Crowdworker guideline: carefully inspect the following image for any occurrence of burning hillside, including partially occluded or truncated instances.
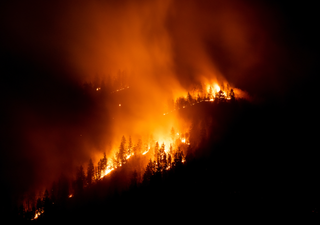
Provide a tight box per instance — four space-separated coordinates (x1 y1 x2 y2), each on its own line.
1 0 318 221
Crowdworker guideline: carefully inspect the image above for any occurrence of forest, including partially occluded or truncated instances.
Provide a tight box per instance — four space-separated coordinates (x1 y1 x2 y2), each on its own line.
1 0 319 222
10 89 319 222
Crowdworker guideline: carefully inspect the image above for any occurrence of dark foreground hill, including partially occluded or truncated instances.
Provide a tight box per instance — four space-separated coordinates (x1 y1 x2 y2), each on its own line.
21 98 319 223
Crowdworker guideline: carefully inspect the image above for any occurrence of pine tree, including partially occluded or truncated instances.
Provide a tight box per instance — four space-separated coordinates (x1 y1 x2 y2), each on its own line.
87 158 94 185
118 135 127 166
97 161 102 179
197 93 201 103
113 153 120 168
143 159 154 185
169 144 173 155
154 142 159 162
128 136 132 156
101 152 107 172
43 189 50 210
159 143 166 171
168 153 172 168
230 88 235 101
75 165 86 195
187 91 193 105
57 174 69 204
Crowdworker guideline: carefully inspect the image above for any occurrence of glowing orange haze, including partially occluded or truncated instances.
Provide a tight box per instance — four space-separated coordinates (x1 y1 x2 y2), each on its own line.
1 0 277 197
71 0 258 164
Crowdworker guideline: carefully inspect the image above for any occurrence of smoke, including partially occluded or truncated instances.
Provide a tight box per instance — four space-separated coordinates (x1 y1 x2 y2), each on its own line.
1 0 315 206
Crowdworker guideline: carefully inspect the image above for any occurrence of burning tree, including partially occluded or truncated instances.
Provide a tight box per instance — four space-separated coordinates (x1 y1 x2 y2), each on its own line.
154 142 160 162
128 136 132 156
118 136 127 166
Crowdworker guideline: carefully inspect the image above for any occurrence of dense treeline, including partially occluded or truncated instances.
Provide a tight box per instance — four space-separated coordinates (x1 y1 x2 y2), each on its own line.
14 125 188 221
11 97 319 222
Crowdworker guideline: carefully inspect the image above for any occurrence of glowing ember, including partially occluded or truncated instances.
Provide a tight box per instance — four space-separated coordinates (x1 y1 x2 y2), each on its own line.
119 104 121 106
69 194 73 198
181 138 186 143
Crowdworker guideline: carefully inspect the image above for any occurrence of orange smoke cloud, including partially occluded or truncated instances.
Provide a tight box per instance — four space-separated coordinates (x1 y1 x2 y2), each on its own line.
1 0 298 203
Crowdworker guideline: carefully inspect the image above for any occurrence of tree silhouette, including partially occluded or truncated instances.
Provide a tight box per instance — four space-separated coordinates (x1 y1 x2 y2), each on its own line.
154 142 159 162
159 143 167 171
36 197 42 211
42 189 50 212
143 159 154 185
187 92 193 105
74 165 85 195
87 158 94 185
168 153 172 168
118 135 127 166
57 174 69 205
230 89 235 101
176 97 187 109
197 93 201 103
101 152 107 172
97 161 102 179
128 136 132 156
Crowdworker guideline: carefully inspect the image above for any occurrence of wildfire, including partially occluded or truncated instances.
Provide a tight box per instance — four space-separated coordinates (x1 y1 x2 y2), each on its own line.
31 208 44 220
100 167 114 179
33 212 40 220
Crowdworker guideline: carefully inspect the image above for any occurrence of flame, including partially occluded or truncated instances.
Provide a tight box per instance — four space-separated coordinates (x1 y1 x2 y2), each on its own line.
214 84 220 93
101 167 114 179
69 194 73 198
142 150 149 155
32 209 43 220
126 152 134 160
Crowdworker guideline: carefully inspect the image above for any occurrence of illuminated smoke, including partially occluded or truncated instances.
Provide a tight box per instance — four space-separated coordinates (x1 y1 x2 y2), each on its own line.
0 0 293 203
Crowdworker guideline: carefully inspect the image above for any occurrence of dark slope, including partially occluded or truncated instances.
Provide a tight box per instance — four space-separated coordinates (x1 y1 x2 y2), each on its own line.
32 98 319 223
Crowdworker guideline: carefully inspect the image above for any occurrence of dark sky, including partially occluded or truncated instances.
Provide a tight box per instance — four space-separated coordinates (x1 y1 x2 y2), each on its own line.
0 0 318 209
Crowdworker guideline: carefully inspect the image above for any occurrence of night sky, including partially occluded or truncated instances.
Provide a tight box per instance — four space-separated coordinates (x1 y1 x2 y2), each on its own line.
0 0 318 212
